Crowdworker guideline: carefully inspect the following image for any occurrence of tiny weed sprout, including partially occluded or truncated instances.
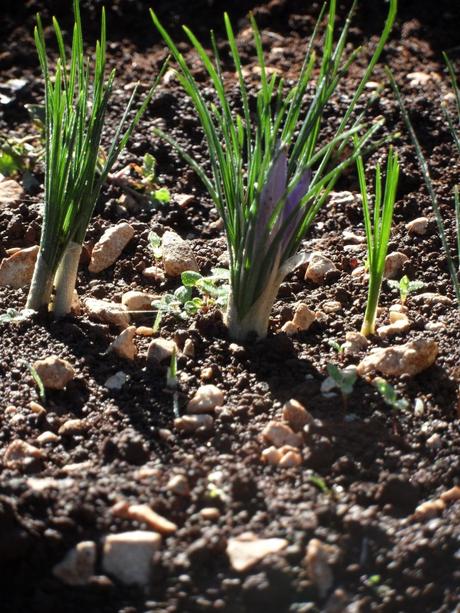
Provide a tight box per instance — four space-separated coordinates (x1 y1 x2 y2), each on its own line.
328 339 345 355
28 364 46 403
26 0 163 316
326 363 357 409
151 267 229 331
151 0 397 340
387 275 425 305
391 69 460 305
373 377 408 412
357 147 400 336
166 348 178 390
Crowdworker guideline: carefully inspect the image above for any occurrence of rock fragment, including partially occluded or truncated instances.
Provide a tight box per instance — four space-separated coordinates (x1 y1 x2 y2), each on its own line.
121 290 156 311
104 371 128 390
167 474 190 497
4 439 43 468
110 326 137 360
147 338 177 363
183 338 195 357
305 253 337 285
0 245 39 288
411 292 452 306
357 339 438 377
53 541 96 586
142 265 165 282
305 538 334 598
406 217 429 236
102 531 161 586
282 303 316 335
377 316 411 338
226 532 288 572
58 419 87 436
0 178 24 208
174 414 214 433
187 384 224 414
111 501 177 534
262 421 302 448
88 223 134 273
343 332 369 355
32 355 75 389
85 298 130 328
440 486 460 503
413 499 446 521
384 252 409 279
282 399 313 431
161 230 199 277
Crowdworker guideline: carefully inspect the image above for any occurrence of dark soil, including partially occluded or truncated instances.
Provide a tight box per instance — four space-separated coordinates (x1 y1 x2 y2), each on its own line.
1 1 460 612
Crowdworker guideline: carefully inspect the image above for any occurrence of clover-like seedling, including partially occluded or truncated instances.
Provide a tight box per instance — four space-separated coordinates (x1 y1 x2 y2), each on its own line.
387 275 424 305
148 231 162 260
374 377 408 411
140 154 170 204
326 363 357 409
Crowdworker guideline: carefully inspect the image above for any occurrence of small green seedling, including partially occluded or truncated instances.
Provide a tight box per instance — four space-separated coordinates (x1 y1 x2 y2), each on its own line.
166 347 178 390
28 363 46 403
374 377 408 411
148 230 162 259
326 363 357 409
387 275 424 305
308 474 331 494
0 308 35 324
328 339 345 355
139 153 171 204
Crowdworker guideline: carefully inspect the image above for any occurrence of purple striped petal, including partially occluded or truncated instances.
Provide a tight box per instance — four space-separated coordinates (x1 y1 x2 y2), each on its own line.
257 147 288 238
281 168 312 248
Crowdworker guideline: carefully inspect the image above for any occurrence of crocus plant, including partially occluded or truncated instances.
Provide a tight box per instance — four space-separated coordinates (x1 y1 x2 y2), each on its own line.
151 0 397 340
26 0 162 316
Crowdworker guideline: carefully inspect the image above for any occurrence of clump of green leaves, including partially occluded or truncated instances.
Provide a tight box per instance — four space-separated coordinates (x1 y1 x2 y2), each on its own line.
374 377 408 411
151 268 229 332
387 274 425 304
357 147 400 336
26 0 162 317
151 0 397 340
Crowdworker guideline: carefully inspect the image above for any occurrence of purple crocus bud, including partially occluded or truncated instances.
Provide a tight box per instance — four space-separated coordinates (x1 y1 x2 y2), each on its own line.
257 147 288 239
280 167 312 249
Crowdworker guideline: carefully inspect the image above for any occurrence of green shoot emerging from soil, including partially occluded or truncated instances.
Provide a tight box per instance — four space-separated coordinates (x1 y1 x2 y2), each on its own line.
26 0 161 316
150 0 397 340
326 363 357 409
391 68 460 305
357 147 400 336
374 377 408 412
387 275 424 305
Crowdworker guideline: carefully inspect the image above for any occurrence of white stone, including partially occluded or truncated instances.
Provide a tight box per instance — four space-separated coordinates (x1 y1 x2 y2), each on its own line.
33 355 75 390
110 326 137 360
384 252 409 280
343 332 369 355
0 178 24 208
305 253 337 285
102 531 161 586
167 474 190 496
377 316 411 338
411 293 452 306
291 303 316 331
305 539 334 598
227 532 288 572
88 223 134 273
104 371 128 390
53 541 96 586
174 414 213 432
4 439 43 468
121 290 156 311
182 339 195 358
85 298 130 328
161 230 199 277
406 217 429 236
187 385 224 414
147 338 177 363
357 339 438 377
0 245 39 288
262 421 302 448
282 399 313 431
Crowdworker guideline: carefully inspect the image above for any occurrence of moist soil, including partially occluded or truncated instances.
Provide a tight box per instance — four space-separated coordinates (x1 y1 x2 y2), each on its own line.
1 1 460 612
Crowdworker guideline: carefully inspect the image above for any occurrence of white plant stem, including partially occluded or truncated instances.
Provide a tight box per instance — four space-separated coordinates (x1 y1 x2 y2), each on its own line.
52 241 82 318
225 251 310 341
26 252 54 311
